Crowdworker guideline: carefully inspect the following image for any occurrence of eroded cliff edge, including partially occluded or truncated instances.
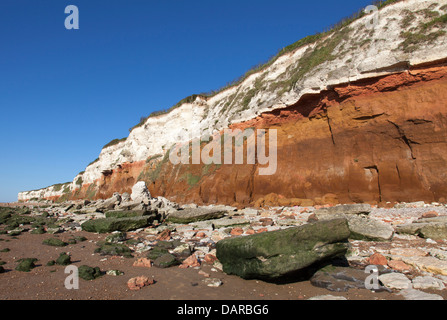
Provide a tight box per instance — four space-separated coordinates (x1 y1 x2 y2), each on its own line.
19 0 447 206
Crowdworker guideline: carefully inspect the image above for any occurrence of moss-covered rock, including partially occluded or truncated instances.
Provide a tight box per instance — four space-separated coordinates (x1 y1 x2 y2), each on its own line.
147 247 170 260
78 265 102 281
56 252 72 266
31 226 46 234
81 216 154 233
47 260 56 266
153 253 180 268
42 238 67 247
105 232 127 244
105 210 153 219
216 218 350 280
166 208 227 224
15 258 38 272
95 242 133 258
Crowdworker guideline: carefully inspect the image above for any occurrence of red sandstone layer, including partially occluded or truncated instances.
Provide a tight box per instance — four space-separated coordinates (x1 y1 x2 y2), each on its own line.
56 60 447 207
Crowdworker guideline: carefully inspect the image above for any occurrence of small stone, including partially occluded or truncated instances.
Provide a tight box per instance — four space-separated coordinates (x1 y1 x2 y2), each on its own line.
156 229 171 241
379 272 412 290
368 253 388 266
388 260 412 272
181 254 200 268
15 258 38 272
198 270 210 278
204 254 218 264
203 278 222 287
107 270 124 276
133 258 152 268
230 228 244 236
127 276 154 291
421 211 439 219
55 252 72 266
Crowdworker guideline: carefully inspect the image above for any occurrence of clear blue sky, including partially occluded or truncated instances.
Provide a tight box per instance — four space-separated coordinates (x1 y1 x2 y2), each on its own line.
0 0 373 202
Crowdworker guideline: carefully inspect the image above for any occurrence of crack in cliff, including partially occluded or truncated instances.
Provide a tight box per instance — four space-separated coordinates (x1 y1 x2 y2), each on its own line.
387 120 419 160
364 165 382 203
325 112 336 146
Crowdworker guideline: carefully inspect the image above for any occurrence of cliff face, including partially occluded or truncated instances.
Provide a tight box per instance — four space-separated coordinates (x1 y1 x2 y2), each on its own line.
18 0 447 206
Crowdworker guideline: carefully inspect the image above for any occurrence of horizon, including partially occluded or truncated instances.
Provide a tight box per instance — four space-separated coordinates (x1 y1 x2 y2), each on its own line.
0 0 374 202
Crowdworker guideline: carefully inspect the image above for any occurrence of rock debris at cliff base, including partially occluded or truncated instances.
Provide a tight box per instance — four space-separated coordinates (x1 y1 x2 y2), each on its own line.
3 193 447 300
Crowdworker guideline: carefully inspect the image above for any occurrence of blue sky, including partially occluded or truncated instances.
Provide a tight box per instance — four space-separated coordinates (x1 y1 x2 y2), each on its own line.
0 0 373 202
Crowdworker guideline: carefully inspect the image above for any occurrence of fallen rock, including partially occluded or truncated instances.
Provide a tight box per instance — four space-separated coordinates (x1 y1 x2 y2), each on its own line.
180 254 200 268
133 258 152 268
368 253 388 266
153 253 179 268
347 215 394 241
388 260 412 272
412 276 446 290
78 265 102 281
15 258 38 272
310 266 389 292
127 276 155 291
81 216 155 233
315 204 371 220
216 219 350 280
167 207 227 224
203 278 222 287
399 289 444 300
379 272 412 290
131 181 151 203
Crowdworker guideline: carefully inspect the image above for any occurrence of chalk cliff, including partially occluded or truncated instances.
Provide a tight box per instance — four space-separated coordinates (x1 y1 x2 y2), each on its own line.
19 0 447 206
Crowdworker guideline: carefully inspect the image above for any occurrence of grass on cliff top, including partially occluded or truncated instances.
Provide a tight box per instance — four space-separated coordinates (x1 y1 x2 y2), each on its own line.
399 11 447 53
128 0 403 132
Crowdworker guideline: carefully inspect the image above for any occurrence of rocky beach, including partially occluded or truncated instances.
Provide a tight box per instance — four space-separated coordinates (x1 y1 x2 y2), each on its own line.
3 182 447 301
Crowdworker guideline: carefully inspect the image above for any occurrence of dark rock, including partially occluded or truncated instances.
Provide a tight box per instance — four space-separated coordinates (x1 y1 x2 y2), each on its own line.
81 216 155 233
216 219 350 280
15 258 38 272
310 266 391 292
78 265 102 281
95 242 133 258
42 238 67 247
55 252 72 266
153 253 180 268
167 208 227 224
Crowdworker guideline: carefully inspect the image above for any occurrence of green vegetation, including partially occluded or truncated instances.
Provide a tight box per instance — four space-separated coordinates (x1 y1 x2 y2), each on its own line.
399 13 447 53
78 265 102 281
75 176 83 186
128 0 403 132
15 258 38 272
102 137 127 150
42 238 67 247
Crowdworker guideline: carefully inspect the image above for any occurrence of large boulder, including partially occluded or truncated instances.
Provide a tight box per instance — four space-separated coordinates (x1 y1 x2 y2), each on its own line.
396 216 447 240
131 181 151 203
347 215 394 241
216 219 350 280
315 204 371 220
94 193 122 212
167 207 227 224
81 216 155 233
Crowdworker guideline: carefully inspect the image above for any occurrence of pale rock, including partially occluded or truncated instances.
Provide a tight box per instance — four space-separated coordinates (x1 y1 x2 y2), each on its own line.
379 272 412 290
412 276 446 290
399 289 444 300
131 181 151 203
